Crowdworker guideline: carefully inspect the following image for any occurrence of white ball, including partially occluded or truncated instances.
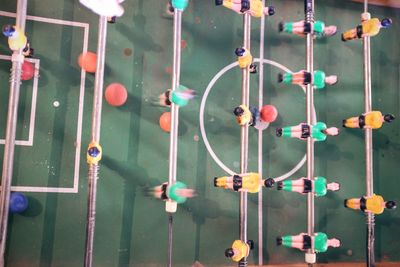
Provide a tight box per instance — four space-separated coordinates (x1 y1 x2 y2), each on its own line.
53 101 60 107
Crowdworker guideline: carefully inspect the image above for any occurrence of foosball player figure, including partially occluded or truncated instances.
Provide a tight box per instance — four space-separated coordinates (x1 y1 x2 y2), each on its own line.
342 17 392 41
159 86 196 107
225 239 254 262
345 194 396 215
277 177 340 197
279 20 337 37
214 172 262 193
277 232 341 253
343 111 395 129
152 181 196 204
276 122 340 142
235 47 257 73
2 25 34 57
278 70 337 89
216 0 275 17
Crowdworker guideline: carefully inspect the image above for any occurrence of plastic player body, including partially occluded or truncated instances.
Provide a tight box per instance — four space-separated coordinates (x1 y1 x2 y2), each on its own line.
225 239 253 262
345 194 396 215
87 141 102 164
159 85 196 107
152 181 196 204
277 177 340 197
342 17 392 41
278 70 337 89
214 172 261 193
277 232 341 253
216 0 275 17
171 0 189 11
276 122 339 142
343 111 395 129
279 20 337 37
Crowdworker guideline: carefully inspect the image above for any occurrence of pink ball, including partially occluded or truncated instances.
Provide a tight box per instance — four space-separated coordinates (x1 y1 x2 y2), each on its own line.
260 105 278 123
21 61 34 81
105 83 128 107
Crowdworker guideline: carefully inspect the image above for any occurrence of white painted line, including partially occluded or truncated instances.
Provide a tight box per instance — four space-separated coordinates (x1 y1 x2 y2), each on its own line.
0 11 89 193
0 55 39 147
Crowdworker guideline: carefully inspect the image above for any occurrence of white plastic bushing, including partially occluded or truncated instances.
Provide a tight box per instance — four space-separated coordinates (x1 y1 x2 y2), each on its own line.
165 200 177 213
305 253 316 264
361 12 371 22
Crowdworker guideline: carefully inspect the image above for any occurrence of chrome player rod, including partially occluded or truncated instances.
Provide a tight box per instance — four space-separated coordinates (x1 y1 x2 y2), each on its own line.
305 0 315 264
0 0 27 266
362 1 375 266
84 16 108 267
239 12 251 267
167 8 183 267
257 0 266 265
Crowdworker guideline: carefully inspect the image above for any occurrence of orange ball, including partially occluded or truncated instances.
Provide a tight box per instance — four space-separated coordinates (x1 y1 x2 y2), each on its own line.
159 112 171 132
105 83 128 107
78 52 97 73
260 105 278 123
21 61 34 81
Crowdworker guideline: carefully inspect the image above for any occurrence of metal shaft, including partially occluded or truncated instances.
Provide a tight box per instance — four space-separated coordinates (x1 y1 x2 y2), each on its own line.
0 1 27 266
167 8 183 267
239 12 251 267
258 1 266 265
362 1 375 265
305 0 315 258
84 16 108 267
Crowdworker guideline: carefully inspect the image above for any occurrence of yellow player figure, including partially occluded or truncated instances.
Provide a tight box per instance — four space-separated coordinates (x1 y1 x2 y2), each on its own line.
214 172 262 193
235 47 257 73
345 194 396 215
233 105 252 126
87 141 102 164
343 111 395 129
216 0 275 17
2 25 29 52
342 17 392 41
225 239 253 262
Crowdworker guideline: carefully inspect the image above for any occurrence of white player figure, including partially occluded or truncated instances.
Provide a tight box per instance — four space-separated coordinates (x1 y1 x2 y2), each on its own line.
79 0 125 17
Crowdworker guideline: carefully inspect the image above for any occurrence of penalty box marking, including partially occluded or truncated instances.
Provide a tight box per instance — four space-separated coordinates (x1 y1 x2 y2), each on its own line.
0 11 89 193
0 55 39 147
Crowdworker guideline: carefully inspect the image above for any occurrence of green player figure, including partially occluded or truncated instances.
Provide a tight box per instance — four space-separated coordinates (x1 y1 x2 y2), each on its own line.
279 20 337 37
277 232 341 253
151 181 196 204
277 177 340 197
158 85 196 107
278 70 337 90
276 122 339 142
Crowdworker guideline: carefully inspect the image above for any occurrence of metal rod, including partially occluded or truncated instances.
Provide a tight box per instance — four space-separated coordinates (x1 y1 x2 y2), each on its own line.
362 3 375 265
168 214 173 267
168 9 182 188
239 12 251 267
166 8 183 267
0 1 27 266
84 16 108 267
258 1 266 265
305 0 315 260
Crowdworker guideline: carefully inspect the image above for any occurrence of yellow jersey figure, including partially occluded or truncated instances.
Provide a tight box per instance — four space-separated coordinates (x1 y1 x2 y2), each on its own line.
342 17 392 41
345 194 396 215
87 141 102 164
214 172 261 193
217 0 275 18
233 105 252 126
225 239 253 262
343 111 395 129
2 25 28 51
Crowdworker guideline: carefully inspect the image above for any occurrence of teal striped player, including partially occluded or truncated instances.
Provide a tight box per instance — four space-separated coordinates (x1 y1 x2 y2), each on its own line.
277 232 341 253
277 177 340 197
276 122 339 142
279 20 337 38
278 70 337 90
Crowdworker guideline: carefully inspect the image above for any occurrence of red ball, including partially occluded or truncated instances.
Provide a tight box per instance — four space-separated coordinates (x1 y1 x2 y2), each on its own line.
105 83 128 107
78 52 97 73
21 61 34 81
260 105 278 123
159 112 171 132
